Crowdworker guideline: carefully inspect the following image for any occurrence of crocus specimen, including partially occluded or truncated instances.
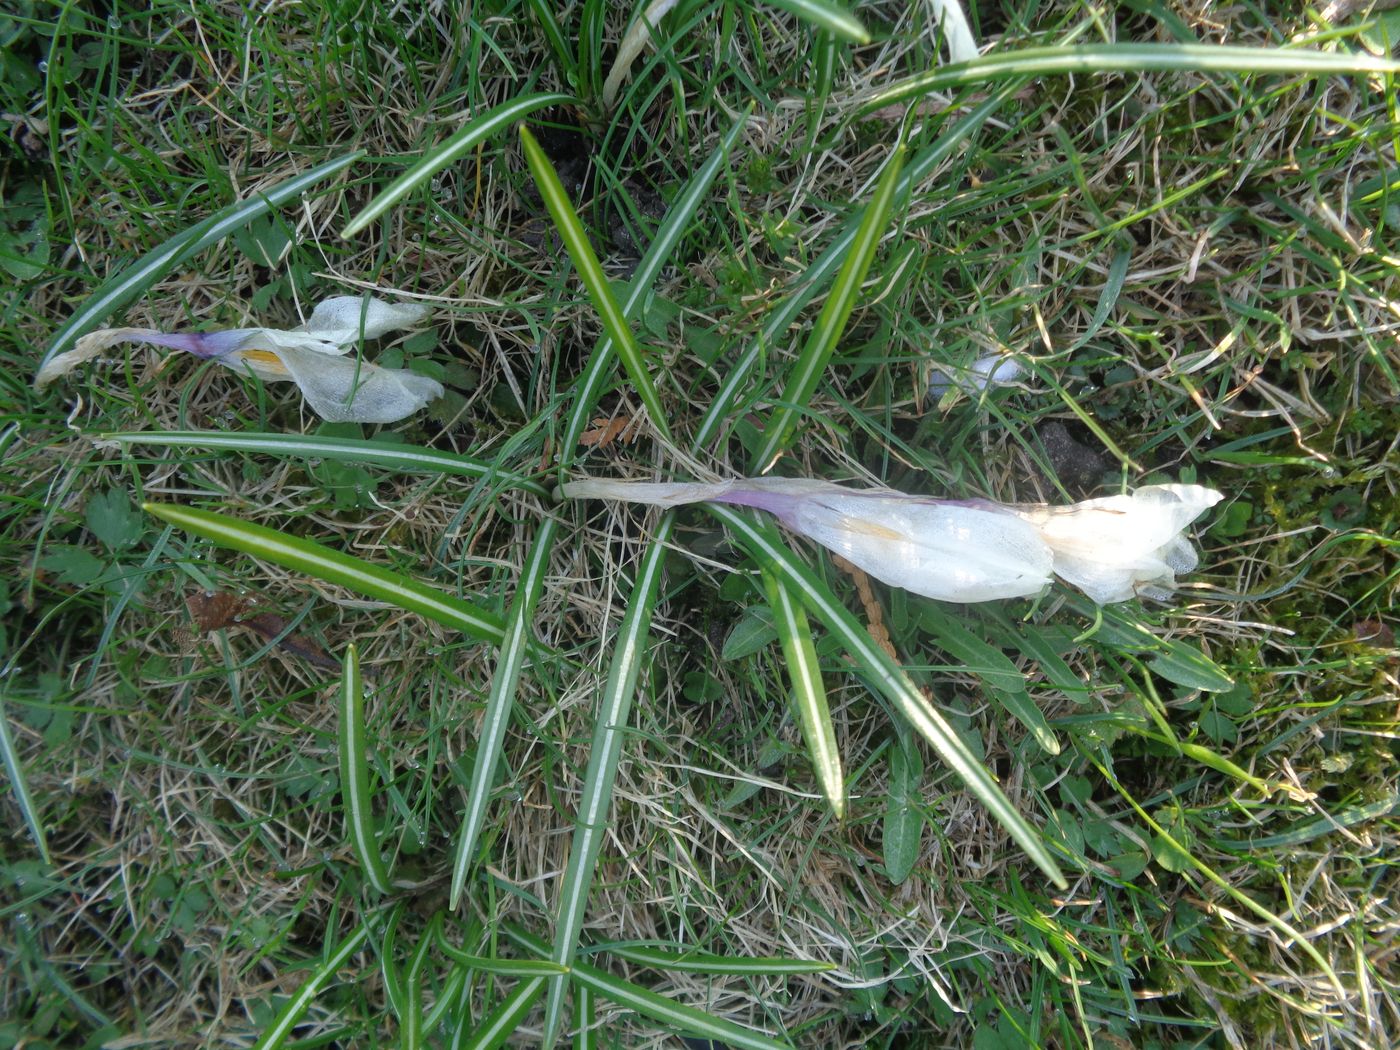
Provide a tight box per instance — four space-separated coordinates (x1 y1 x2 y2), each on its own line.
561 476 1222 605
36 295 443 424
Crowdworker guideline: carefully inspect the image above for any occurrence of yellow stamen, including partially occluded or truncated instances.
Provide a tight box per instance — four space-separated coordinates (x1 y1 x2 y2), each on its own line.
235 349 290 375
838 515 904 542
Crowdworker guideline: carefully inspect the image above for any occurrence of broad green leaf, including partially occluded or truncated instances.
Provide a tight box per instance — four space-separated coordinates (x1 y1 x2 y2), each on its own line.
721 605 777 661
921 611 1059 756
342 94 573 238
519 125 671 444
338 645 393 894
84 489 144 551
883 739 923 885
143 503 506 645
1149 638 1235 693
41 152 361 377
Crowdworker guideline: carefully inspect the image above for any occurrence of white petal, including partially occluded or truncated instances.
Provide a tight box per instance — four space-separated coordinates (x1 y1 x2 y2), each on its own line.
790 494 1053 602
1016 484 1221 603
301 296 432 346
929 0 979 63
253 345 444 422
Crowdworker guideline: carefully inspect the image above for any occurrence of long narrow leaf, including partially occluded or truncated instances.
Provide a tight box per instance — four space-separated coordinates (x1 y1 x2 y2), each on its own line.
339 645 393 894
604 944 834 975
251 924 369 1050
525 0 576 87
0 689 49 866
506 925 794 1050
750 146 904 470
518 125 672 444
693 86 1019 448
456 975 549 1050
143 503 507 645
450 517 560 910
342 94 573 238
706 506 1068 889
765 0 868 43
104 431 550 498
573 982 596 1050
560 107 750 462
40 152 362 376
542 516 675 1045
760 569 844 818
863 43 1400 113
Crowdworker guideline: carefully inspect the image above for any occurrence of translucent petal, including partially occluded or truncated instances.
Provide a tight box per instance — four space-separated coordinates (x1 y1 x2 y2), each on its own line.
301 296 432 345
788 494 1053 602
259 344 444 423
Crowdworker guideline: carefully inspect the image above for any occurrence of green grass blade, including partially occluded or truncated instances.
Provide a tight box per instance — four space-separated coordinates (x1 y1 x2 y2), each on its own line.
518 124 672 444
380 904 407 1017
765 0 868 43
0 687 50 866
40 151 362 377
1095 757 1345 996
921 610 1060 756
438 943 570 977
560 107 750 462
339 645 393 895
402 921 435 1050
506 929 795 1050
566 958 794 1050
103 431 550 498
693 87 1017 448
505 924 793 1050
573 983 596 1050
456 975 548 1050
251 923 369 1050
524 0 576 87
450 517 560 910
863 43 1400 113
142 503 506 645
749 145 904 471
341 94 573 238
706 506 1068 890
760 568 844 819
604 944 834 975
424 966 468 1032
542 515 675 1046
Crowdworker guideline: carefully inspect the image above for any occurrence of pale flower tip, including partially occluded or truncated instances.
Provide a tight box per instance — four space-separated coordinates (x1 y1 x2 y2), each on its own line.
1025 483 1224 605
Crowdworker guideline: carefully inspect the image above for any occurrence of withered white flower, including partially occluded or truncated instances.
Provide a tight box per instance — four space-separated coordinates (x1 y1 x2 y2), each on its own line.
1008 484 1223 604
36 296 444 424
561 476 1221 606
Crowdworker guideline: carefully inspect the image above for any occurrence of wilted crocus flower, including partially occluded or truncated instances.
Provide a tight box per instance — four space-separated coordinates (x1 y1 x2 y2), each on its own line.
561 476 1221 605
36 296 444 424
928 353 1023 397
